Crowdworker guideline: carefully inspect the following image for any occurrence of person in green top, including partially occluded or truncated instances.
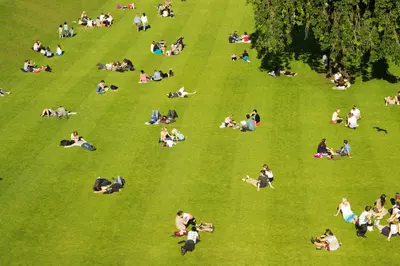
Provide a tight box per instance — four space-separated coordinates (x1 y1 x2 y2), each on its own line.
241 114 256 132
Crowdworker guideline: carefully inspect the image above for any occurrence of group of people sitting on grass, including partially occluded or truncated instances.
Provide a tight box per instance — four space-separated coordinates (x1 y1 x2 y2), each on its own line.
145 110 178 125
21 60 52 73
78 11 114 27
330 105 361 129
0 88 11 97
219 109 260 130
231 50 250 63
59 131 96 151
159 127 186 147
58 22 74 38
242 164 275 191
315 138 352 159
96 80 118 94
331 71 351 90
268 68 297 77
156 1 175 18
228 31 251 43
97 58 134 72
333 195 400 241
32 41 64 58
93 176 126 194
138 69 174 83
384 90 400 106
40 106 76 119
151 37 184 56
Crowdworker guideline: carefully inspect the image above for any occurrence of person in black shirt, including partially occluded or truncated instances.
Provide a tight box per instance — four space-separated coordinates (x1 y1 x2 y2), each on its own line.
317 138 332 157
250 109 261 126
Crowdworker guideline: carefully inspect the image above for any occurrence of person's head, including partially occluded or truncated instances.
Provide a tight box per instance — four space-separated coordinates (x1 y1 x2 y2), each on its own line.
263 164 270 171
342 198 348 203
59 24 62 27
97 17 99 19
100 80 105 84
365 206 372 211
343 140 348 145
253 109 257 113
73 131 78 136
336 108 340 113
244 31 247 35
64 22 67 24
191 227 197 232
177 210 183 217
246 114 250 119
337 71 340 75
352 105 357 110
320 138 326 145
325 229 333 236
58 44 61 48
380 194 386 202
71 27 74 30
140 70 144 74
143 13 146 16
244 49 247 53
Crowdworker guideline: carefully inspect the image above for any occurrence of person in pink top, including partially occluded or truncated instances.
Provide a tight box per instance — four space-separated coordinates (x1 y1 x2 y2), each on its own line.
139 70 149 83
242 32 250 43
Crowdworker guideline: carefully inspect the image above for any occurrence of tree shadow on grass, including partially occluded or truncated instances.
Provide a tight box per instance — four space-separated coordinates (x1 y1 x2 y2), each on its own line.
362 58 400 84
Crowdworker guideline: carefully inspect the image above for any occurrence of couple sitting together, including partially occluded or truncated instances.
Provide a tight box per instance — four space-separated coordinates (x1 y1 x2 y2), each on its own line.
331 72 351 90
159 127 186 147
151 37 184 56
384 91 400 106
21 60 52 73
228 31 251 43
331 106 360 129
96 80 118 94
97 58 134 72
156 3 175 18
145 110 178 125
238 110 260 132
93 176 125 194
167 87 196 98
231 50 250 63
268 68 297 77
60 131 96 151
40 106 76 119
315 138 352 159
139 69 174 83
242 164 275 191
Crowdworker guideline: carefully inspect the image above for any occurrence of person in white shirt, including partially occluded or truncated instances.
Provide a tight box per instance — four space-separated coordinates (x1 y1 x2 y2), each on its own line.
181 227 200 256
346 113 358 129
350 105 361 120
87 18 93 27
141 13 148 31
56 45 63 56
107 14 113 24
334 198 358 224
99 13 105 22
311 229 340 251
332 72 342 83
331 109 342 124
357 206 372 238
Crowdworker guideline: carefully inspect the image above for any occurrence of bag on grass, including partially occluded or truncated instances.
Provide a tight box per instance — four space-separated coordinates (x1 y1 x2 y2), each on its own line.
60 139 74 146
197 223 214 233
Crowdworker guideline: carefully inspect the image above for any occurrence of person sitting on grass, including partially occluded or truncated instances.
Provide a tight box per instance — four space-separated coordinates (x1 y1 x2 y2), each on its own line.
240 114 256 132
219 114 238 128
123 58 135 71
160 127 176 147
240 50 250 62
332 71 342 84
22 60 33 72
153 70 163 81
376 221 399 241
171 128 185 141
335 140 352 158
174 211 188 237
242 32 251 43
233 31 242 42
44 47 53 58
345 113 358 129
310 229 341 251
330 108 342 124
384 91 400 106
151 41 163 54
374 194 388 219
0 88 11 97
250 109 260 126
315 138 333 158
350 105 361 120
167 87 196 98
231 53 238 61
96 80 108 94
334 198 358 224
32 40 44 52
56 45 64 56
333 77 351 90
139 70 151 83
242 168 273 191
180 227 200 256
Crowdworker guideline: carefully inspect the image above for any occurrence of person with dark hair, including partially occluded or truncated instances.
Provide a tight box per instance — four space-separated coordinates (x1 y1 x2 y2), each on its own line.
250 109 261 126
240 50 250 62
141 13 148 31
96 80 108 94
174 211 188 236
310 229 340 251
123 58 134 71
180 227 200 256
240 114 256 132
331 108 343 124
153 70 162 81
316 138 332 157
242 164 274 191
336 140 352 158
93 176 125 194
357 206 372 238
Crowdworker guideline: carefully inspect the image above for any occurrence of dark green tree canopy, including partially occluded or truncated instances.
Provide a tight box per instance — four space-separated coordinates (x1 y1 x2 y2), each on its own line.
250 0 400 80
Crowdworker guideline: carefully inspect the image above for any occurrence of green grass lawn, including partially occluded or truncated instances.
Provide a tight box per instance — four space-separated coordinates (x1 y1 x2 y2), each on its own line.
1 0 400 265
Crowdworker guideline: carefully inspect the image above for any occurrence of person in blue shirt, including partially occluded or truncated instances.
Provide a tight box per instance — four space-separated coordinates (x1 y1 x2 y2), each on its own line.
336 140 352 158
241 114 256 132
153 70 162 81
96 80 107 94
63 22 69 37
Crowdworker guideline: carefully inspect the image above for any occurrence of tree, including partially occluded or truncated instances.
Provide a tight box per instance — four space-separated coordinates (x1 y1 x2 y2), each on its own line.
249 0 400 79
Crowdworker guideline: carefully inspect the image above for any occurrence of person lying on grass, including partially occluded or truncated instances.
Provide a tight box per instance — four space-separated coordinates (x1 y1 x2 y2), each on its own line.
242 165 274 191
40 106 76 119
385 91 400 105
63 131 96 151
145 110 177 125
310 229 341 251
167 87 196 98
240 114 255 132
93 176 125 194
268 68 297 77
0 88 11 97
